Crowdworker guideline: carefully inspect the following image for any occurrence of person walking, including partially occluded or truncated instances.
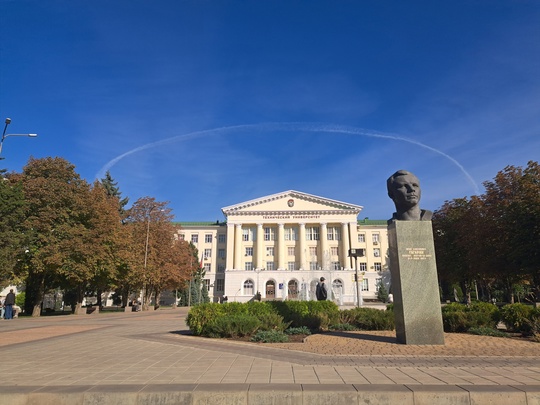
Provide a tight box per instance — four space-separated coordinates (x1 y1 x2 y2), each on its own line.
4 289 16 320
315 277 327 301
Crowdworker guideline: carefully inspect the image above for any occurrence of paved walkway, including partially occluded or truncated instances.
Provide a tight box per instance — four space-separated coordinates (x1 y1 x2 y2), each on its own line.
0 307 539 404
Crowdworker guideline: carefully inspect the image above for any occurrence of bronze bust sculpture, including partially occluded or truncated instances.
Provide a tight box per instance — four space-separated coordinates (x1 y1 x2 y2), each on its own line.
387 170 432 221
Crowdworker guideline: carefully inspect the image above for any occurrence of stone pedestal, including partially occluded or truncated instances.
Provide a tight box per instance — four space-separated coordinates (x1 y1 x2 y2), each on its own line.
388 220 445 345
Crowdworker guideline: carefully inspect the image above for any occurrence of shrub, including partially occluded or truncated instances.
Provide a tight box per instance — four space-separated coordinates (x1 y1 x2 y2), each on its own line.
339 307 394 330
441 302 499 332
186 301 281 336
251 330 289 343
186 303 226 335
285 326 312 335
258 312 290 332
15 291 25 308
500 303 534 334
205 314 261 338
267 300 340 331
525 307 540 338
468 327 509 338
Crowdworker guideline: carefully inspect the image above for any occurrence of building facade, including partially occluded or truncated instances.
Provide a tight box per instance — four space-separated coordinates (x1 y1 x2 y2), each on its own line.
176 190 390 305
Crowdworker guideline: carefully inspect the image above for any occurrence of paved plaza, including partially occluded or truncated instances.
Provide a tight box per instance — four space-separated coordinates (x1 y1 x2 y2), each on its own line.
0 306 539 404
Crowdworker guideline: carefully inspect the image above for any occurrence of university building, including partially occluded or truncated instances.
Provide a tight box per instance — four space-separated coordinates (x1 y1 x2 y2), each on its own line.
176 190 390 305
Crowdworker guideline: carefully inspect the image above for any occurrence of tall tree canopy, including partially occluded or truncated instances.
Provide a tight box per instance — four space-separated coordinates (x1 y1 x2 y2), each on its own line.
0 179 27 285
433 161 540 303
126 197 192 310
11 157 125 315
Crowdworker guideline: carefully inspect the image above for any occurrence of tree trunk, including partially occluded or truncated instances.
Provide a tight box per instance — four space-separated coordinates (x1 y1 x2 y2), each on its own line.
74 286 85 315
96 289 103 309
142 287 153 311
30 274 46 317
73 302 84 315
121 286 130 307
32 304 41 317
154 289 161 310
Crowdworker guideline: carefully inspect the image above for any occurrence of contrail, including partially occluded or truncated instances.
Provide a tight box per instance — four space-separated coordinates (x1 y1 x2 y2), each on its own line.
95 122 480 195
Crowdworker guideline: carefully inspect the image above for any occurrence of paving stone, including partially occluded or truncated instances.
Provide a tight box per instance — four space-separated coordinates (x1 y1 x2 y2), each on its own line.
407 385 469 405
355 384 413 405
463 384 527 405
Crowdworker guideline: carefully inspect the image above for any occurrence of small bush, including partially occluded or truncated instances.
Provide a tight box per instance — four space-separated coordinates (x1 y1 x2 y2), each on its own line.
285 326 312 335
186 303 226 335
186 301 281 336
523 307 540 338
441 302 499 332
468 327 509 338
339 307 394 330
205 314 261 338
251 330 289 343
500 303 534 334
267 300 340 330
258 312 290 332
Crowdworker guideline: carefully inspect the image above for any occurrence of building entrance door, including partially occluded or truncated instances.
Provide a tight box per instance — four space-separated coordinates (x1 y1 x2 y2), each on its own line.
266 281 275 299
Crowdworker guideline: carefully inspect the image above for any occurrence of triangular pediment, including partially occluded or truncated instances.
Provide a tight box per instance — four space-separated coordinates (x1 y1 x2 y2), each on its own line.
221 190 363 217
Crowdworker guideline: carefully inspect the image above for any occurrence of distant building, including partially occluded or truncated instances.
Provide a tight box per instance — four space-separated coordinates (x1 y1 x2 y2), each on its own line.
176 190 389 305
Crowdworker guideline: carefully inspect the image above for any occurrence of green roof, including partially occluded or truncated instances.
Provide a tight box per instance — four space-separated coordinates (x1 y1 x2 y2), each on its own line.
174 221 226 227
357 219 388 226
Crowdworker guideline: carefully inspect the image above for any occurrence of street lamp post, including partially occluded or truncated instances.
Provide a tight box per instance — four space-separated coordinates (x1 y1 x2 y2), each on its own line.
255 267 263 301
348 248 364 308
0 118 38 156
142 205 161 310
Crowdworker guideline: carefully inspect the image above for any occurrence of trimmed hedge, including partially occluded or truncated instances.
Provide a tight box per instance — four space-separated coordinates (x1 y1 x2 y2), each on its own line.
441 302 500 332
266 300 340 331
186 301 280 336
186 300 340 337
338 307 394 330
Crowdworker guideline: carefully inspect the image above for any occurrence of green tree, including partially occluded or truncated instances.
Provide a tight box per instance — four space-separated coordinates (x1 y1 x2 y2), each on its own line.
178 243 208 306
0 178 27 285
433 197 486 303
100 171 129 219
13 157 122 316
482 161 540 303
433 161 540 304
126 197 192 310
96 172 131 308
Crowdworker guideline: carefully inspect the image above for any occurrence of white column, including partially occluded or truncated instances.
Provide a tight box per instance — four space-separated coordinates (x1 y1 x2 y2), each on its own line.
341 222 350 270
298 223 306 270
320 222 328 270
277 223 285 270
256 223 264 269
226 222 235 270
234 224 242 270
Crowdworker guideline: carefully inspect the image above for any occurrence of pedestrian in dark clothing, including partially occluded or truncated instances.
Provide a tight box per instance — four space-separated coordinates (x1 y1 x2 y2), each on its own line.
4 289 16 320
315 277 327 301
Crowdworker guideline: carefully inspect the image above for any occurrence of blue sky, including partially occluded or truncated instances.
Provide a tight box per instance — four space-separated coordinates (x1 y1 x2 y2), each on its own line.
1 0 539 221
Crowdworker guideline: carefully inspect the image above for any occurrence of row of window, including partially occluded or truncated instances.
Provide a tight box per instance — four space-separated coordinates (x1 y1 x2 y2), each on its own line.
204 261 383 272
204 246 382 260
240 278 377 296
358 233 380 244
212 276 385 295
181 230 382 245
178 233 227 244
243 262 383 271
